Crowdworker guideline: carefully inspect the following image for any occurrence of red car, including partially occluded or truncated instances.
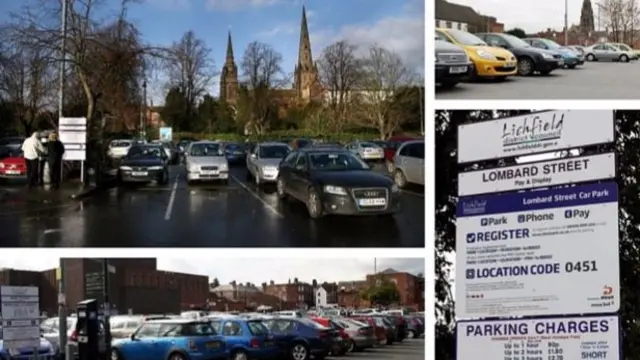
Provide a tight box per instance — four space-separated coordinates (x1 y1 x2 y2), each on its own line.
350 315 387 344
309 316 349 355
384 136 420 172
0 150 27 182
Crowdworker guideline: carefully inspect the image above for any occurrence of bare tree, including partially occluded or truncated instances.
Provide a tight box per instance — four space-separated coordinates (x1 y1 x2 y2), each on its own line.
163 30 216 130
317 40 362 132
238 41 287 134
600 0 627 41
357 45 416 140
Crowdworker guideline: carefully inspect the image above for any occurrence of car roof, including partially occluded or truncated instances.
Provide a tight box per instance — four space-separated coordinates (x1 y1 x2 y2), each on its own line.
258 142 289 146
146 318 208 324
190 141 220 145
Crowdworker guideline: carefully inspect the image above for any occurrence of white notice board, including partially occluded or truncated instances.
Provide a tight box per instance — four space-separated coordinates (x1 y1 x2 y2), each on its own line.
59 117 87 161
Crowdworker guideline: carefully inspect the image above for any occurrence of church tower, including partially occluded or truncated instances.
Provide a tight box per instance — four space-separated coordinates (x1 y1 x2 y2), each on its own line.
293 6 320 102
579 0 595 34
220 30 238 106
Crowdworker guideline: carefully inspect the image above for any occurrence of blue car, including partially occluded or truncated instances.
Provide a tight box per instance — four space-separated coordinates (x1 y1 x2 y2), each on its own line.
261 317 333 360
111 319 227 360
207 317 280 360
523 38 585 68
0 337 56 360
223 142 246 165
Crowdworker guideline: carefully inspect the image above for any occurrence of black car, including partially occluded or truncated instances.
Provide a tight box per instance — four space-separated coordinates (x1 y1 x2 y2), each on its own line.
475 32 563 76
276 148 401 218
223 142 246 165
117 144 170 185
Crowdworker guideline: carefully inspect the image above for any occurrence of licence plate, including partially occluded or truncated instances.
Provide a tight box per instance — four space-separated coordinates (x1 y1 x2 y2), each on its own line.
202 170 219 175
206 341 221 349
131 171 148 176
5 170 20 175
449 66 467 74
505 62 516 68
558 59 565 65
264 340 275 347
358 198 386 206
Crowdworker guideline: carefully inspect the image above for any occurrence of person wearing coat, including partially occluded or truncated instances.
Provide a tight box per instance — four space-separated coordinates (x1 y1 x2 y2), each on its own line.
21 132 46 189
46 133 65 189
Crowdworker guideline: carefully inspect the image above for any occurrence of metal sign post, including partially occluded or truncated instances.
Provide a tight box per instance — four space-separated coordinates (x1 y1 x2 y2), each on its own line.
0 286 40 359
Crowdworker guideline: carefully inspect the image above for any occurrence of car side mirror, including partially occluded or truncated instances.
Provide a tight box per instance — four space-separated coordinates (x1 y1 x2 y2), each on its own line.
251 153 256 158
130 333 136 340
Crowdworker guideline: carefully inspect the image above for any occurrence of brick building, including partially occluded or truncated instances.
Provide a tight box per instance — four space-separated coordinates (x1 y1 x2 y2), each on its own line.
0 258 209 316
265 279 314 309
365 268 424 310
435 0 504 33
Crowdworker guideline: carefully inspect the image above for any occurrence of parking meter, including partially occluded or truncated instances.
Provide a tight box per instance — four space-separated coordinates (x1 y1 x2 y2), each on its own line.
76 299 101 360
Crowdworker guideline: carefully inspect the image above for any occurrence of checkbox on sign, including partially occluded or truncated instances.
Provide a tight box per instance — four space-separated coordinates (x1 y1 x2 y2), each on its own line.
466 269 475 279
466 233 476 243
517 215 525 223
480 218 488 226
565 210 572 218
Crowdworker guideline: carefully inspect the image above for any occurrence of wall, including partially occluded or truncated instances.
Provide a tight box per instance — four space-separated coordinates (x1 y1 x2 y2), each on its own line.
120 287 180 314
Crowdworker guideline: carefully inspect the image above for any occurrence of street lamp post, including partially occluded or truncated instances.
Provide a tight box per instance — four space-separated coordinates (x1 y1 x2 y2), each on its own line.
103 259 112 358
140 81 147 139
564 0 569 45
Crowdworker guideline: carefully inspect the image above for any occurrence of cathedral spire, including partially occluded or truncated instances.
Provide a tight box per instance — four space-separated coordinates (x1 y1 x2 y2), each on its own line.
226 29 234 62
579 0 595 33
297 6 313 68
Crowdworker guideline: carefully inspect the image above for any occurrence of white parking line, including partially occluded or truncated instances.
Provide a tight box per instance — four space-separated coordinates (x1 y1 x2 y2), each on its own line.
229 174 285 218
164 175 179 220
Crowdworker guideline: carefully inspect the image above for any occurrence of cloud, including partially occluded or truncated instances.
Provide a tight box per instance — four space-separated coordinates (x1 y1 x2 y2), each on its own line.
207 0 284 11
0 257 424 285
256 23 298 38
146 0 192 10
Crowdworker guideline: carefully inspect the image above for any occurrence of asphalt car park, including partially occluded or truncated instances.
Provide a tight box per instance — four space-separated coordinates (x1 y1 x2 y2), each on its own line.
344 338 424 360
0 163 425 247
436 61 640 99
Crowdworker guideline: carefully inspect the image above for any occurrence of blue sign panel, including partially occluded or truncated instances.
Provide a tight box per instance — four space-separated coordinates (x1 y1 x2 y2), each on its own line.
457 181 617 218
159 127 173 142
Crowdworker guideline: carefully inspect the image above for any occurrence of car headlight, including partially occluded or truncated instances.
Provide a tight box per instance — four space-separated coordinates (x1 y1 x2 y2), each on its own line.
119 166 132 171
324 185 348 196
541 53 553 59
475 50 496 60
188 165 198 172
148 166 163 170
0 163 4 168
391 184 400 193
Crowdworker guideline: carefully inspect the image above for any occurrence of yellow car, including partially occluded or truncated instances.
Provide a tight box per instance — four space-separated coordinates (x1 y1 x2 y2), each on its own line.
436 28 517 79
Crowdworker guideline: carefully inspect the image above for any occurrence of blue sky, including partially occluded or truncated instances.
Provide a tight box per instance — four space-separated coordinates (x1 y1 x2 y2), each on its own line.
1 0 424 102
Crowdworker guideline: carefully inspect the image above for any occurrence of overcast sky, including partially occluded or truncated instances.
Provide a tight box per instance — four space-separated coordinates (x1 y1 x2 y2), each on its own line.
452 0 603 33
0 257 424 285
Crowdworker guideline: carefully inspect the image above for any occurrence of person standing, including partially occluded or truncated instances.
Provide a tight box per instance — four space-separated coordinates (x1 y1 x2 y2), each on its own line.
21 132 46 189
46 133 65 189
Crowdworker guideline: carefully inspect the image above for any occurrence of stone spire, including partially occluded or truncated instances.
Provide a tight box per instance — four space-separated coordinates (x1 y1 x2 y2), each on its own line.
579 0 595 33
220 29 238 105
297 6 313 69
225 30 234 62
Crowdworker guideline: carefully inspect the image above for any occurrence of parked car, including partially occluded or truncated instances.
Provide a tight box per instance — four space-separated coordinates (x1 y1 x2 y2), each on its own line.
107 139 136 159
289 138 312 150
435 33 472 88
404 315 424 338
117 144 170 185
583 43 634 62
40 316 78 357
207 317 280 360
393 140 425 188
522 38 584 67
0 149 26 182
383 136 420 173
331 318 377 352
567 45 585 55
345 141 385 162
223 142 247 166
276 148 401 218
246 142 291 186
308 317 348 356
0 136 25 150
185 141 229 185
610 43 639 60
0 334 55 359
261 317 334 360
436 28 517 80
111 319 228 360
349 316 387 344
476 33 563 75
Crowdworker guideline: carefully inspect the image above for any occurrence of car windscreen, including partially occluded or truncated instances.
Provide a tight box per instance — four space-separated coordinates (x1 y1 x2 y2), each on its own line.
190 143 221 156
446 29 486 46
111 140 132 148
296 139 310 148
247 321 270 335
359 142 379 148
259 145 289 158
309 152 369 171
503 34 530 48
299 318 329 330
126 146 163 159
540 39 561 49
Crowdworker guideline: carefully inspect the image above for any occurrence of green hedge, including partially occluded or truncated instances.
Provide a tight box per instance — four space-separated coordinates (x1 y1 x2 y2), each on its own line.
171 131 386 143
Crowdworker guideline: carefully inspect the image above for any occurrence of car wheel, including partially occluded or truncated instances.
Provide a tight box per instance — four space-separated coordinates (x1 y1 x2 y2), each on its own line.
232 350 248 360
620 54 629 62
439 80 458 89
568 64 577 69
291 342 309 360
168 352 186 360
276 178 288 200
110 349 121 360
586 53 596 61
158 171 169 185
517 58 534 76
306 187 324 219
407 330 416 339
394 169 408 189
348 340 357 352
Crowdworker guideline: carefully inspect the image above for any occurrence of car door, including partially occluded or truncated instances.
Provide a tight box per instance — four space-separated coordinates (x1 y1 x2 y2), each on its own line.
414 143 425 186
221 321 244 348
605 45 618 60
250 146 260 177
290 153 310 200
121 322 162 360
279 151 297 193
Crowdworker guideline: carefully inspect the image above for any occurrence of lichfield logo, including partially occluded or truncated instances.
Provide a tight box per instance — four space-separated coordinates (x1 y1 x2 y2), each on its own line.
501 112 565 148
461 199 487 215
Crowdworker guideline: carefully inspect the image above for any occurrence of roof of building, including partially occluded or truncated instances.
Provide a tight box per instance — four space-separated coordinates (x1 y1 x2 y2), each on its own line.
435 0 482 24
211 284 260 292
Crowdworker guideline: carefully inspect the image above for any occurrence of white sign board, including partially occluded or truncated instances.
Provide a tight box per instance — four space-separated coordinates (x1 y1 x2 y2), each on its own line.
458 153 616 196
59 117 87 161
455 182 619 319
457 315 620 360
0 286 40 349
457 110 614 163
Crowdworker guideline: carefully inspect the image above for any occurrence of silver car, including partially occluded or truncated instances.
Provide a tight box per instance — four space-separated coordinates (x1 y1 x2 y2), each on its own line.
393 140 424 188
333 318 377 351
584 43 634 62
185 141 229 184
345 141 384 161
246 142 291 185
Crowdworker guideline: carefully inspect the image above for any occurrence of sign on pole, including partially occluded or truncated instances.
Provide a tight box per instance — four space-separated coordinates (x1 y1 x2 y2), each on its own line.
456 315 620 360
455 182 620 318
457 110 615 164
458 153 616 196
0 286 40 349
159 127 173 142
59 117 87 161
